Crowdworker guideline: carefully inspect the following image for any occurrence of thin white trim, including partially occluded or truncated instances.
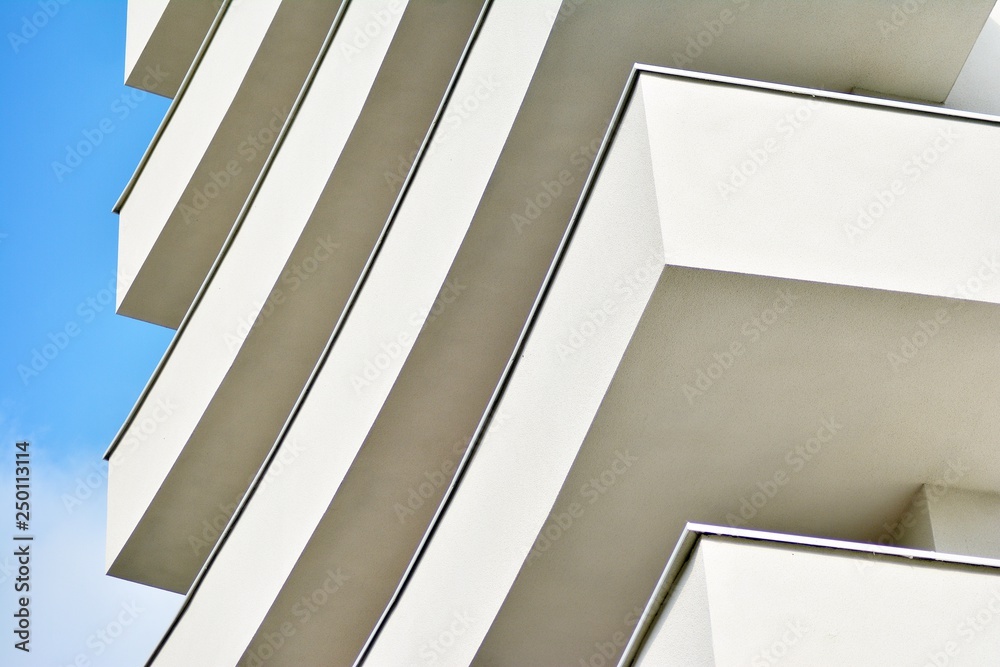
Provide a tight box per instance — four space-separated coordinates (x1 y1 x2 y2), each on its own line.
113 0 232 213
617 522 1000 667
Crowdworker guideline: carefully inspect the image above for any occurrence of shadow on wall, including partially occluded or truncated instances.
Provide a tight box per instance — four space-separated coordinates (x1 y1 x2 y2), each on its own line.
947 11 1000 115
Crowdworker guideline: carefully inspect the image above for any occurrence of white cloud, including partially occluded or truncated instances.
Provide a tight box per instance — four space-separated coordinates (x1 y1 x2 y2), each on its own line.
0 416 183 666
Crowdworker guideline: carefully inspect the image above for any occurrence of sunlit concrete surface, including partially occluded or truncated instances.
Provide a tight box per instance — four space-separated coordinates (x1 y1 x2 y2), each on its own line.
107 0 410 593
103 0 1000 664
466 71 1000 665
124 0 220 97
116 0 348 328
898 486 1000 559
627 526 1000 667
146 1 555 663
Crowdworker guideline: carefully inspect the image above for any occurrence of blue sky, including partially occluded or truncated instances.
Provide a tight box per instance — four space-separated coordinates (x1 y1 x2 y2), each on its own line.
1 0 183 664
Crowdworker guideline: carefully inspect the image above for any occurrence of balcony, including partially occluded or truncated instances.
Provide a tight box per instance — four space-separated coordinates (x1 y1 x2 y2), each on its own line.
109 0 1000 663
381 68 1000 665
124 0 219 98
108 0 495 598
625 525 1000 666
106 0 413 593
115 0 349 329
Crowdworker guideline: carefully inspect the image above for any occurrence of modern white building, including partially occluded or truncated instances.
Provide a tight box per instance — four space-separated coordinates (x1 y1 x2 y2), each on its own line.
106 1 1000 664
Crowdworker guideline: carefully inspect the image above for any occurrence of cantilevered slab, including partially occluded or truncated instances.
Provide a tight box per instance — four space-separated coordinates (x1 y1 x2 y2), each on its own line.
138 2 998 664
116 0 996 330
107 0 486 595
347 1 1000 662
897 486 1000 559
348 69 1000 665
124 0 221 97
115 0 349 328
350 5 989 665
144 1 561 663
623 526 1000 666
479 265 1000 663
946 2 1000 115
106 0 411 592
110 0 998 659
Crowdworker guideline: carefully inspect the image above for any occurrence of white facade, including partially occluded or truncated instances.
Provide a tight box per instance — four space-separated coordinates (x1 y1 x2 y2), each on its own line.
106 1 1000 664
